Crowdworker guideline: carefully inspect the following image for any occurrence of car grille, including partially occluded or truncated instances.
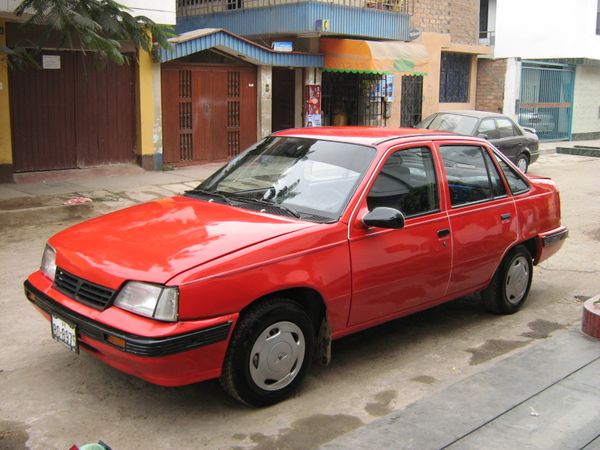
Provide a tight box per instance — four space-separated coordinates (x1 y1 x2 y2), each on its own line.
54 267 116 310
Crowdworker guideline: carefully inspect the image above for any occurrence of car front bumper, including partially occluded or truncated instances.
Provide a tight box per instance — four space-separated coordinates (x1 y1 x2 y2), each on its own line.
24 272 238 386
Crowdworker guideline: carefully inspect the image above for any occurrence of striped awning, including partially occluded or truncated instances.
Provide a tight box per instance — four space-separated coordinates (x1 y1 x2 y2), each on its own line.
320 38 429 75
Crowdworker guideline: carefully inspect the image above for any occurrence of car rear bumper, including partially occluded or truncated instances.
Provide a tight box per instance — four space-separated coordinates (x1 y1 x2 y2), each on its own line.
536 226 568 264
24 274 237 386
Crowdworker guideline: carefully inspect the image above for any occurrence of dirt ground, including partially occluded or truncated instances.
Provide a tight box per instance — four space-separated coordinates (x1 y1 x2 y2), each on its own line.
1 152 598 450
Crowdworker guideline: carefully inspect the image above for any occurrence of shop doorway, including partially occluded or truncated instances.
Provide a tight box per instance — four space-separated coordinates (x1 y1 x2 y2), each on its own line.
272 68 296 132
322 72 389 127
162 63 257 164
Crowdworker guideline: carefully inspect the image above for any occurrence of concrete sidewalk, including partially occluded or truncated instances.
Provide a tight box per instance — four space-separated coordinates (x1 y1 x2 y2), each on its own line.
320 327 600 450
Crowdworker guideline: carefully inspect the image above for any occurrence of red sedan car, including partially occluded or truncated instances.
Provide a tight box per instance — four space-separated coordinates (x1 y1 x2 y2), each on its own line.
25 128 568 406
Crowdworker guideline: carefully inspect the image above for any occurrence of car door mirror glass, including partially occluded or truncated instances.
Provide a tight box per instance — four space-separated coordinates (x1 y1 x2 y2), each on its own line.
362 207 405 229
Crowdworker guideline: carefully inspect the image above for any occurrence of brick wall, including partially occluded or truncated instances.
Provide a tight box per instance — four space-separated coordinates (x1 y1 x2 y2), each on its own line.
412 0 479 45
475 58 507 113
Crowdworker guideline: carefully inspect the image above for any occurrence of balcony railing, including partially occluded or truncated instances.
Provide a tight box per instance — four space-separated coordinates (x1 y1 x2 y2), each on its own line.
177 0 410 17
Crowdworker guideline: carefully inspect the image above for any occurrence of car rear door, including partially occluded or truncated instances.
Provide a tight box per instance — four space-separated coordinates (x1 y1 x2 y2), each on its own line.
348 143 452 326
491 117 525 162
437 142 518 297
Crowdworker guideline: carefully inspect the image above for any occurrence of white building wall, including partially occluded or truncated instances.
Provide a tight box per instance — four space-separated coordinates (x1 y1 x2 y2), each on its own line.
492 0 600 59
572 65 600 136
502 57 521 117
120 0 176 25
0 0 176 24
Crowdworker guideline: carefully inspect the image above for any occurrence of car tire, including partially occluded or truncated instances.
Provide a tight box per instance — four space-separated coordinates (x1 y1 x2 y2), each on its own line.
482 246 533 315
220 298 314 406
516 153 530 173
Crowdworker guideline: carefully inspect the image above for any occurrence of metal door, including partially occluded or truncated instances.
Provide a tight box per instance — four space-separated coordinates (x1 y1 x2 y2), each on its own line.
162 64 257 164
517 62 575 141
400 75 423 127
9 51 136 172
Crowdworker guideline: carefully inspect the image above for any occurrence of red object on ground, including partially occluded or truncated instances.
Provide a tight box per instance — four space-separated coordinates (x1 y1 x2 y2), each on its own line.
582 295 600 339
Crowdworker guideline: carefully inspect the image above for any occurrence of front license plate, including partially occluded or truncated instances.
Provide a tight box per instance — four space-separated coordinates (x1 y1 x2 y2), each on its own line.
51 314 79 353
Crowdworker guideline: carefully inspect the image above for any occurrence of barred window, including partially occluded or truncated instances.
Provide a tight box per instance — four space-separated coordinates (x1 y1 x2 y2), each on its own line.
439 53 471 103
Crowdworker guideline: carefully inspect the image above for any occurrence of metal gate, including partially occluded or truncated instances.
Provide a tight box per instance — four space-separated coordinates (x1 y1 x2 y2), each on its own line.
322 72 387 126
9 51 136 172
400 75 423 127
517 62 575 141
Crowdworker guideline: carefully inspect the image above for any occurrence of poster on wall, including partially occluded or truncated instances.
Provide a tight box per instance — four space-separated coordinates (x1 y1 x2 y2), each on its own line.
304 85 322 126
305 114 322 127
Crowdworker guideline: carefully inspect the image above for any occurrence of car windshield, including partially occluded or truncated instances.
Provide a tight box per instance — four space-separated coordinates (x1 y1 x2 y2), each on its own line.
420 113 478 135
193 136 376 222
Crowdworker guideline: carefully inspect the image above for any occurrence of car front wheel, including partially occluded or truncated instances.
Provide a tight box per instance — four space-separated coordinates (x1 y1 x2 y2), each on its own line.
516 153 530 173
482 246 533 315
220 298 314 406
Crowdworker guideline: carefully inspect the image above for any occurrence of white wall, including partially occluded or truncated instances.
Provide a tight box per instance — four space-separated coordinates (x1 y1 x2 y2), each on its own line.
492 0 600 59
572 65 600 134
0 0 175 25
121 0 176 25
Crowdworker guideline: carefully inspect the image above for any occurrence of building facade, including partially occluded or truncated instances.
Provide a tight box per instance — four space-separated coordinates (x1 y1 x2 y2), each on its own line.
157 0 488 166
1 0 490 177
477 0 600 141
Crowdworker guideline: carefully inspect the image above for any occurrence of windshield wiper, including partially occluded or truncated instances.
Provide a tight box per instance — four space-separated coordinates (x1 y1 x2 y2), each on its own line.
228 195 301 219
184 189 232 205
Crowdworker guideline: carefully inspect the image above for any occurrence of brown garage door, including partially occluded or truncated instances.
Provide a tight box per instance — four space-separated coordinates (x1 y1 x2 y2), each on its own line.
162 64 257 164
9 51 136 172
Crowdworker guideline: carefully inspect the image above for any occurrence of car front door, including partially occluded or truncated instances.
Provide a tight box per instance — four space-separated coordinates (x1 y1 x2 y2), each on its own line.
437 143 518 297
348 144 452 326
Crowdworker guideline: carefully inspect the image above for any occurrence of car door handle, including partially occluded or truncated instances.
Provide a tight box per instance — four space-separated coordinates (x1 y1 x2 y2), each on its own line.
501 213 511 221
437 228 450 238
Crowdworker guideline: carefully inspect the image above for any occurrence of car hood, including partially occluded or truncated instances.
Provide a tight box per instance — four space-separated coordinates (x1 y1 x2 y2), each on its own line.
50 196 315 289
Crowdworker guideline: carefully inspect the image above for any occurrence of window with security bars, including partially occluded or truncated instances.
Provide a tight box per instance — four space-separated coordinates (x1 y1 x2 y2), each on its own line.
227 71 241 156
178 70 193 161
439 53 471 103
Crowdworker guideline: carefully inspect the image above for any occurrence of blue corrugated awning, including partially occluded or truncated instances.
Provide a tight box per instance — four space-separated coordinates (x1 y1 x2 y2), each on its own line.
160 28 323 67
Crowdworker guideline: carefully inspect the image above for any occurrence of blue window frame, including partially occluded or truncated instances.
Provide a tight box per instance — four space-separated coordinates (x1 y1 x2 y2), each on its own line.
439 53 471 103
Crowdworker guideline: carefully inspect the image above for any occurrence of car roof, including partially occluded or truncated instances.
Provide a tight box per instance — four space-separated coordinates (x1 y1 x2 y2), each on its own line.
273 126 452 146
430 110 507 119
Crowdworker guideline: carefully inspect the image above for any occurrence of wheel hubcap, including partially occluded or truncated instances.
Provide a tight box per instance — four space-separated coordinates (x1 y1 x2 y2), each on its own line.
505 255 530 305
249 321 305 391
517 158 528 172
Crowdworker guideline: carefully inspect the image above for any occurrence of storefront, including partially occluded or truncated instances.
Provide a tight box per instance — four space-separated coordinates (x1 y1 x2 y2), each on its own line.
319 38 428 128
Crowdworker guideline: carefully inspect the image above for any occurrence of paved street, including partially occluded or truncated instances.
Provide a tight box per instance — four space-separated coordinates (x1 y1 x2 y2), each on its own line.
1 151 599 450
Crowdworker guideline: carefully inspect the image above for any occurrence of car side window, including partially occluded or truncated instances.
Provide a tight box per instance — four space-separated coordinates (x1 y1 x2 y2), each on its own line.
367 147 439 217
494 155 530 194
482 149 507 197
496 118 517 138
440 145 505 206
477 119 499 139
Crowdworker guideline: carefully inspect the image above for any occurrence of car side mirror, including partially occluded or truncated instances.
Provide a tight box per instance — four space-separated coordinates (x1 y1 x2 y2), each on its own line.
362 207 405 229
477 133 489 140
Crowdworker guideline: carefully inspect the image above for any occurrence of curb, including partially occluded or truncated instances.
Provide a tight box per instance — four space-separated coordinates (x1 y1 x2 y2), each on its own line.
556 146 600 158
0 201 96 229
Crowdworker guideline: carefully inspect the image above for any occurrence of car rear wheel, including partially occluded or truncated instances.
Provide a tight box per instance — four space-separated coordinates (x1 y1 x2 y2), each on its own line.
220 298 314 406
482 246 533 315
516 153 530 173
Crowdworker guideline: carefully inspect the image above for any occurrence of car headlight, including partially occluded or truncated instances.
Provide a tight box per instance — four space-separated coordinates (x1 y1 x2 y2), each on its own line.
40 244 57 281
113 281 178 322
